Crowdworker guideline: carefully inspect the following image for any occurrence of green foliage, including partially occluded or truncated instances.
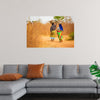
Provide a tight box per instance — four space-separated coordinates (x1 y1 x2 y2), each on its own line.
68 32 74 40
90 65 98 69
96 73 100 77
54 16 64 21
90 65 98 71
90 70 99 75
89 64 100 77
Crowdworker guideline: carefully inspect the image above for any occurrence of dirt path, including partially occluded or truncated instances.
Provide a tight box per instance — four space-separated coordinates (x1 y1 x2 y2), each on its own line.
41 35 74 48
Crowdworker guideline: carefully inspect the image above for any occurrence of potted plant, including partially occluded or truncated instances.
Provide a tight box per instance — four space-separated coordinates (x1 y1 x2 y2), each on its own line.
89 61 100 83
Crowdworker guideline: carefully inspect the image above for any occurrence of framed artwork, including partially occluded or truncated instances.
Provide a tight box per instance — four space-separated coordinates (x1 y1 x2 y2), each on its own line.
27 16 74 48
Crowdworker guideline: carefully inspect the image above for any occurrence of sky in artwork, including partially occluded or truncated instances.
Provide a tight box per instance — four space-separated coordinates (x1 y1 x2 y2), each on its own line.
27 16 75 24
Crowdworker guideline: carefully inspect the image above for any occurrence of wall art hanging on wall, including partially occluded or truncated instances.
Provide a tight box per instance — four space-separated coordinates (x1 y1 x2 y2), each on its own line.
27 16 74 48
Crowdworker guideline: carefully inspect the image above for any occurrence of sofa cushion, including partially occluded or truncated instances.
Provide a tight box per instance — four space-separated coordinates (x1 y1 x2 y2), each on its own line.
63 65 92 79
77 65 92 79
0 88 26 100
3 64 18 74
18 64 28 78
44 65 62 79
26 79 96 88
27 88 96 94
0 78 30 94
63 65 78 78
43 65 48 78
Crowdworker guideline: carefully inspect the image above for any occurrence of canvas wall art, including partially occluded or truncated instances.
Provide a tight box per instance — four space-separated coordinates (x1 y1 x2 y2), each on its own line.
27 16 74 48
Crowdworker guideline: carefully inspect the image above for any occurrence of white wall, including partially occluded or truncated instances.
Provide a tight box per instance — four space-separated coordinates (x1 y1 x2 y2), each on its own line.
0 0 99 66
96 0 100 65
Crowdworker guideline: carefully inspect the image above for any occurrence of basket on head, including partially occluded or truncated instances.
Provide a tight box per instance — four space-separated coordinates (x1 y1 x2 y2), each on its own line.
49 20 56 24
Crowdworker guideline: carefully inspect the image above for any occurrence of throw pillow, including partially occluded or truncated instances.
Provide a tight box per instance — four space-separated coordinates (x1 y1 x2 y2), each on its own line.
27 64 44 78
0 73 23 81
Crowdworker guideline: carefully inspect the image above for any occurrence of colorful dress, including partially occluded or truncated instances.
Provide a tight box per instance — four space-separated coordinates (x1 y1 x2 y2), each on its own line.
50 24 56 40
57 30 63 41
57 24 63 41
50 30 56 39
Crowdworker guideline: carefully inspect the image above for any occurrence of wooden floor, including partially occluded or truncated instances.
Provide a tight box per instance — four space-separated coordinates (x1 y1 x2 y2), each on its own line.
19 94 99 100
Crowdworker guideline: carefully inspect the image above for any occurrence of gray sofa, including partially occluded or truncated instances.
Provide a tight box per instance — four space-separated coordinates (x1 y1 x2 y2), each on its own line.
0 64 98 100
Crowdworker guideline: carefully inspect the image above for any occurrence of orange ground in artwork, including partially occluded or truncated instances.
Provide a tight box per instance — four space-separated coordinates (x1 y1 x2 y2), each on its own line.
27 22 74 48
27 35 74 48
40 35 74 48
